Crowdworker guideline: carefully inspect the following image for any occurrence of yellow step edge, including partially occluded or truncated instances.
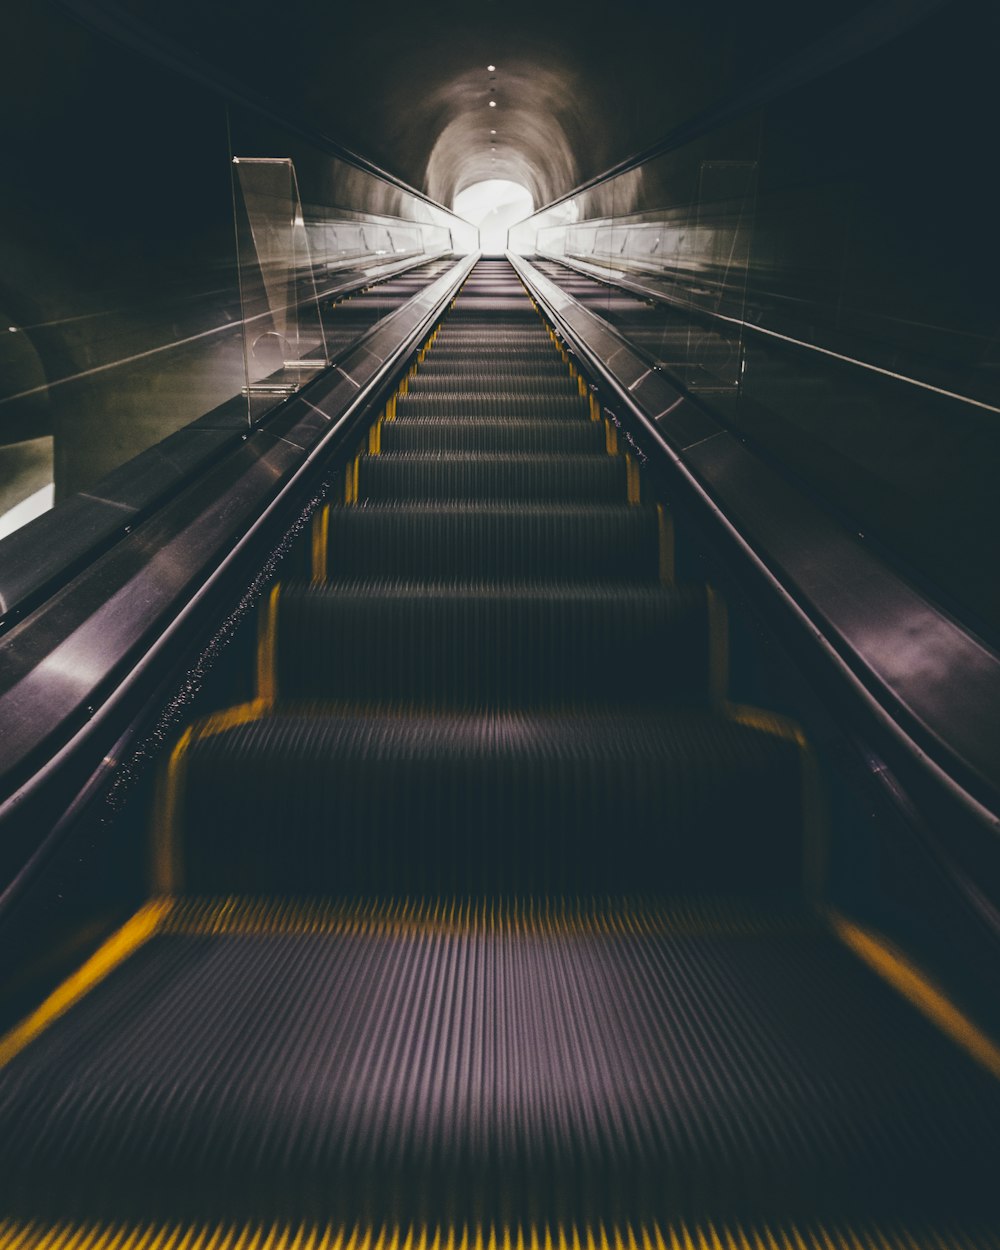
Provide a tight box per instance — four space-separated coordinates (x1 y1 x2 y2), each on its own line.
832 913 1000 1082
154 577 281 892
0 1219 975 1250
724 702 826 899
0 899 173 1069
152 696 277 894
344 455 360 504
625 455 641 505
161 895 811 943
311 506 330 584
255 581 282 707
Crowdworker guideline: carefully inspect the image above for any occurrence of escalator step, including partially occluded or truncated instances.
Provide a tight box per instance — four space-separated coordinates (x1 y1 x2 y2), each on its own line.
379 419 606 454
275 580 712 707
416 357 571 379
176 708 805 895
430 342 557 351
406 374 581 397
321 503 665 581
4 897 998 1226
356 454 629 503
394 393 589 419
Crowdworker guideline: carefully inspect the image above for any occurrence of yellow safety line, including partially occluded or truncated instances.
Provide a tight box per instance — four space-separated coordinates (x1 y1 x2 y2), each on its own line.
311 505 330 584
344 455 360 504
0 1219 975 1250
152 724 192 892
153 695 279 892
162 894 808 943
153 576 281 890
588 393 600 422
705 584 729 704
256 582 282 706
368 418 382 455
656 504 675 585
0 899 173 1069
727 703 809 750
604 420 618 456
726 703 827 900
625 455 641 505
153 698 276 893
832 913 1000 1081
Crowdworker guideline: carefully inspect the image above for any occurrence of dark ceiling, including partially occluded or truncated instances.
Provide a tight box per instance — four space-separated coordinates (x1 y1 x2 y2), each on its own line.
116 0 873 209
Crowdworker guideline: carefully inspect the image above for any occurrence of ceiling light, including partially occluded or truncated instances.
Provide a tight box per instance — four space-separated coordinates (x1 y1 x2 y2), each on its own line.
489 100 497 108
487 64 496 72
490 129 496 135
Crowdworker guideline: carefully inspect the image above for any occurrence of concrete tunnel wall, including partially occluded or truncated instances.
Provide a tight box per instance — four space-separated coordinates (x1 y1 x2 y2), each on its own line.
1 0 998 628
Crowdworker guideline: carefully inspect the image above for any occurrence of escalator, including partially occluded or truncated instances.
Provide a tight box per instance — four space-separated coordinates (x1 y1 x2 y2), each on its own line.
2 259 1000 1248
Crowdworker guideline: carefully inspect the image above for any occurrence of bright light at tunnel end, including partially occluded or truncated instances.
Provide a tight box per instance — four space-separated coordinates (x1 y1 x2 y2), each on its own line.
453 180 534 255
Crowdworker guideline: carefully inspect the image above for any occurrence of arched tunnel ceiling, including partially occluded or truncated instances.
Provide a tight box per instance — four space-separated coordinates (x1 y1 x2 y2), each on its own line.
118 0 872 210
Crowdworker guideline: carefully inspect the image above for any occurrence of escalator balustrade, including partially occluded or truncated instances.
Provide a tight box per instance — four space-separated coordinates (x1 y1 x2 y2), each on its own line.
2 260 1000 1249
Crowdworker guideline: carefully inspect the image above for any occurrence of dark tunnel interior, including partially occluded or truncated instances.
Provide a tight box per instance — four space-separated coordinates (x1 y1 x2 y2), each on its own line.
1 1 1000 1247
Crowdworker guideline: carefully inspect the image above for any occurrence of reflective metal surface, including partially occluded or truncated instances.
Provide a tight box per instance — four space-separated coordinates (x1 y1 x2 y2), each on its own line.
0 2 476 547
0 254 477 871
509 3 1000 637
511 252 1000 824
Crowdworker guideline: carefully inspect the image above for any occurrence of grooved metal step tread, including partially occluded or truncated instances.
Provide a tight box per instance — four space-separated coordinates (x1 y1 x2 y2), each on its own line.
394 394 589 419
2 896 998 1227
379 419 606 453
406 376 581 397
319 503 666 581
355 454 631 503
275 579 713 707
175 707 806 895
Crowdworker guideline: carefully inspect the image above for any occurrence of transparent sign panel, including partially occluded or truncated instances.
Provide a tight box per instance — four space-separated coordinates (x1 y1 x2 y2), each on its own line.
228 103 477 425
510 116 759 424
0 0 478 549
0 2 248 534
233 157 330 418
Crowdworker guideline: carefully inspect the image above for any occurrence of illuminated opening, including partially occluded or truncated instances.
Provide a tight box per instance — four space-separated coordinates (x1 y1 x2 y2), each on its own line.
453 180 534 255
